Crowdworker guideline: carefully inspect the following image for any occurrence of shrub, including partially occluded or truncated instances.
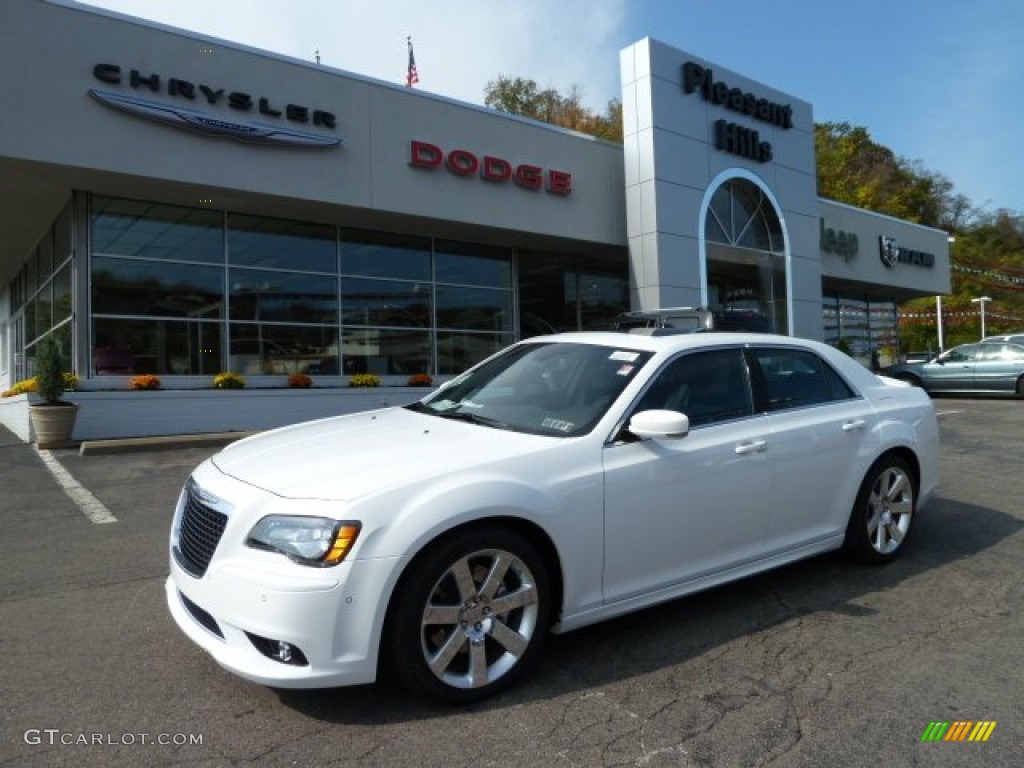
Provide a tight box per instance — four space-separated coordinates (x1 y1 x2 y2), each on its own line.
349 373 381 388
34 336 67 404
288 373 313 389
407 372 433 387
213 372 246 389
129 374 162 391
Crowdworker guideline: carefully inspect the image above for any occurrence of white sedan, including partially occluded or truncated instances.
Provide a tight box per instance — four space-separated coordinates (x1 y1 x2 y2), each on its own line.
166 332 939 703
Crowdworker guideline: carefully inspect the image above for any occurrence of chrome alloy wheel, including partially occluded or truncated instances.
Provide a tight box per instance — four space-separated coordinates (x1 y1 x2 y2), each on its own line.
419 548 540 690
865 465 914 555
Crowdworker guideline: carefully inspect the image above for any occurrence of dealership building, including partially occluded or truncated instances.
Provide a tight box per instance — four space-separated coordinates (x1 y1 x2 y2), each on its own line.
0 0 950 441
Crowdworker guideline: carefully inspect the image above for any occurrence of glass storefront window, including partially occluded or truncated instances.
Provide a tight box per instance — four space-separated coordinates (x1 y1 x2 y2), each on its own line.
91 197 224 263
228 215 336 273
340 328 432 375
75 196 618 379
435 242 512 288
578 272 629 330
436 286 512 332
53 264 72 324
340 230 430 280
229 324 338 376
437 332 512 374
93 318 222 375
341 278 431 327
92 256 224 319
229 269 338 324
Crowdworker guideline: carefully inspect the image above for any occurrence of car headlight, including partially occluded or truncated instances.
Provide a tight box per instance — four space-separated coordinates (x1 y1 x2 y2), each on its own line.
246 516 361 567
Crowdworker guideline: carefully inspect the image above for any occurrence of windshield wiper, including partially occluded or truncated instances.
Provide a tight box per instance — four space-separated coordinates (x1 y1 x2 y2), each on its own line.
433 410 510 430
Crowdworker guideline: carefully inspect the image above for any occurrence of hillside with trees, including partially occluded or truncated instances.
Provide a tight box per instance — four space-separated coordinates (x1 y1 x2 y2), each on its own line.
483 78 1024 349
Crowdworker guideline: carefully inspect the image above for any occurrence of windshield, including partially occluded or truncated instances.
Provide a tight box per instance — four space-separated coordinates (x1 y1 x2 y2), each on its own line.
410 342 653 437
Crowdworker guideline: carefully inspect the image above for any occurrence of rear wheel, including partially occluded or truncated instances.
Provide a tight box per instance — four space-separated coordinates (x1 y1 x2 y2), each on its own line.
1016 375 1024 395
843 454 916 564
387 527 551 704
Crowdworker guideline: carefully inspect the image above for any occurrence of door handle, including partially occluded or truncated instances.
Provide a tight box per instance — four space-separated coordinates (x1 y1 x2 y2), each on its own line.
734 440 767 455
842 419 866 432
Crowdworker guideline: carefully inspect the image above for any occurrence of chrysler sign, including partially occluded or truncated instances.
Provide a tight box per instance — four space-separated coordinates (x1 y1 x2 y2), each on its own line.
90 64 340 148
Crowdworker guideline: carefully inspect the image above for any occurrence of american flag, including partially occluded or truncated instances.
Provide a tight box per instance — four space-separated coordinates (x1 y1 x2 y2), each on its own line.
406 36 419 87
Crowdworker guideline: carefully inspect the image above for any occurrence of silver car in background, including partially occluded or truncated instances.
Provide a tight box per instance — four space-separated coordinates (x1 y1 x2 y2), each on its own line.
882 340 1024 395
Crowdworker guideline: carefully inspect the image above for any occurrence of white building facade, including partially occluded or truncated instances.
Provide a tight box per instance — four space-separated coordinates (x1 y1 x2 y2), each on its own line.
0 1 950 441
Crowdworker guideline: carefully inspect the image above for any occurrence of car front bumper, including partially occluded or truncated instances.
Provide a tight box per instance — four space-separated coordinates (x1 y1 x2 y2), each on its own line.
166 550 401 689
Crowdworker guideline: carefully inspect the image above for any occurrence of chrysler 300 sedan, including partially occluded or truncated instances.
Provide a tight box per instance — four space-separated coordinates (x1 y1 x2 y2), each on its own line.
882 340 1024 395
166 332 940 703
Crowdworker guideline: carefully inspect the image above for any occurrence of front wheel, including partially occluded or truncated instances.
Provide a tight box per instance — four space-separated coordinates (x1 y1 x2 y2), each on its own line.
843 455 916 564
387 527 551 704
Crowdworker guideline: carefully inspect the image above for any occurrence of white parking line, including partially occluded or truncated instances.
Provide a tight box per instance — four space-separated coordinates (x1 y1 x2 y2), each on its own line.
935 409 962 417
35 447 118 524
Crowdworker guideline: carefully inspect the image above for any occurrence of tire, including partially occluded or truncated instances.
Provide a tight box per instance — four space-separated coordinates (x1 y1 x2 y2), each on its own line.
843 454 916 564
896 373 922 388
387 527 551 704
1016 376 1024 396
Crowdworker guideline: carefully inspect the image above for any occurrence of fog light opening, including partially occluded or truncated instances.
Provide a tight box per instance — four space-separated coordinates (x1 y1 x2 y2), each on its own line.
245 632 309 666
276 641 294 663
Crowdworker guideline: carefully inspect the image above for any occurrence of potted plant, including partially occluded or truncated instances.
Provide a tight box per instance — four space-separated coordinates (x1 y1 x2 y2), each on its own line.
29 335 79 448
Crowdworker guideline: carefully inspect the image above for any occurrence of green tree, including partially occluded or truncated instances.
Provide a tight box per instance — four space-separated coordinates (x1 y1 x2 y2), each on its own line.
484 75 623 143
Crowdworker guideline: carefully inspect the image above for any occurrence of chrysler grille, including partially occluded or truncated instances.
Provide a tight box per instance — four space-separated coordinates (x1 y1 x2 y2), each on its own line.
174 483 228 577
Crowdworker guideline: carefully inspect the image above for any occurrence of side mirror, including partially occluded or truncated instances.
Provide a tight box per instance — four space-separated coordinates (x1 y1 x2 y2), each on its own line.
629 409 690 440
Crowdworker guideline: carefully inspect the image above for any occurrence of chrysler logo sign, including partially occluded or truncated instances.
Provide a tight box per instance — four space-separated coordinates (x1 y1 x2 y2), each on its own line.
90 64 340 148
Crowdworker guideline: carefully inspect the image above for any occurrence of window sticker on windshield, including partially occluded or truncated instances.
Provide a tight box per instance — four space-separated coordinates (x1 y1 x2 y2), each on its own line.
541 417 575 432
616 364 635 376
609 350 640 362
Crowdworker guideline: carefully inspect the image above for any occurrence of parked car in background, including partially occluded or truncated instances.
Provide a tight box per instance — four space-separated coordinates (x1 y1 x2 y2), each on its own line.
167 332 939 703
882 340 1024 395
613 305 776 335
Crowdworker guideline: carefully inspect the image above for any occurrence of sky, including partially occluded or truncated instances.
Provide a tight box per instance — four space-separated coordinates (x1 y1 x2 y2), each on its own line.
80 0 1024 215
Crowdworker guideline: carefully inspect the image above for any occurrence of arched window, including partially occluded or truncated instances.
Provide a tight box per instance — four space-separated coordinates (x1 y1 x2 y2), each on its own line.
704 177 788 334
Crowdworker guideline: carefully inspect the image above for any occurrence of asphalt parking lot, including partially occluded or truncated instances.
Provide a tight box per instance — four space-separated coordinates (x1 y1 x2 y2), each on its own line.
2 397 1022 767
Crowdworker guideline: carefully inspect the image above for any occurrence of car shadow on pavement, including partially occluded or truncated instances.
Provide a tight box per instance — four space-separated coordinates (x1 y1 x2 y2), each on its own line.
274 493 1022 722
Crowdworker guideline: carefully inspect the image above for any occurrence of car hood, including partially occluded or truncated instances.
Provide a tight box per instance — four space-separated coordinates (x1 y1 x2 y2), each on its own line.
211 407 556 501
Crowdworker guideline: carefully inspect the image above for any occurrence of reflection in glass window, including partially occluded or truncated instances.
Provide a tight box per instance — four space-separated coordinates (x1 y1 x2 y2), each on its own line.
229 269 338 324
435 241 512 288
229 324 339 376
436 286 512 331
91 197 224 263
92 256 224 318
437 331 513 374
35 283 52 341
93 318 222 375
53 264 72 324
228 215 336 273
341 278 431 327
340 230 430 280
341 328 432 375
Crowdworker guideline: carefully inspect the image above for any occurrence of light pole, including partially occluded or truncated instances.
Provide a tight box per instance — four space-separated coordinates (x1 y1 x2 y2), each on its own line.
971 296 992 339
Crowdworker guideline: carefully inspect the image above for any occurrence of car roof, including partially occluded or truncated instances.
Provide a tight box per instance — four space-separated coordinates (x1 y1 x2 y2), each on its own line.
983 333 1024 342
526 330 806 354
518 331 887 393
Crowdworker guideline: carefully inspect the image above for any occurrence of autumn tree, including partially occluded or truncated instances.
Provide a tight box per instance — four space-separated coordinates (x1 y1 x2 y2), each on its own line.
484 75 623 143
